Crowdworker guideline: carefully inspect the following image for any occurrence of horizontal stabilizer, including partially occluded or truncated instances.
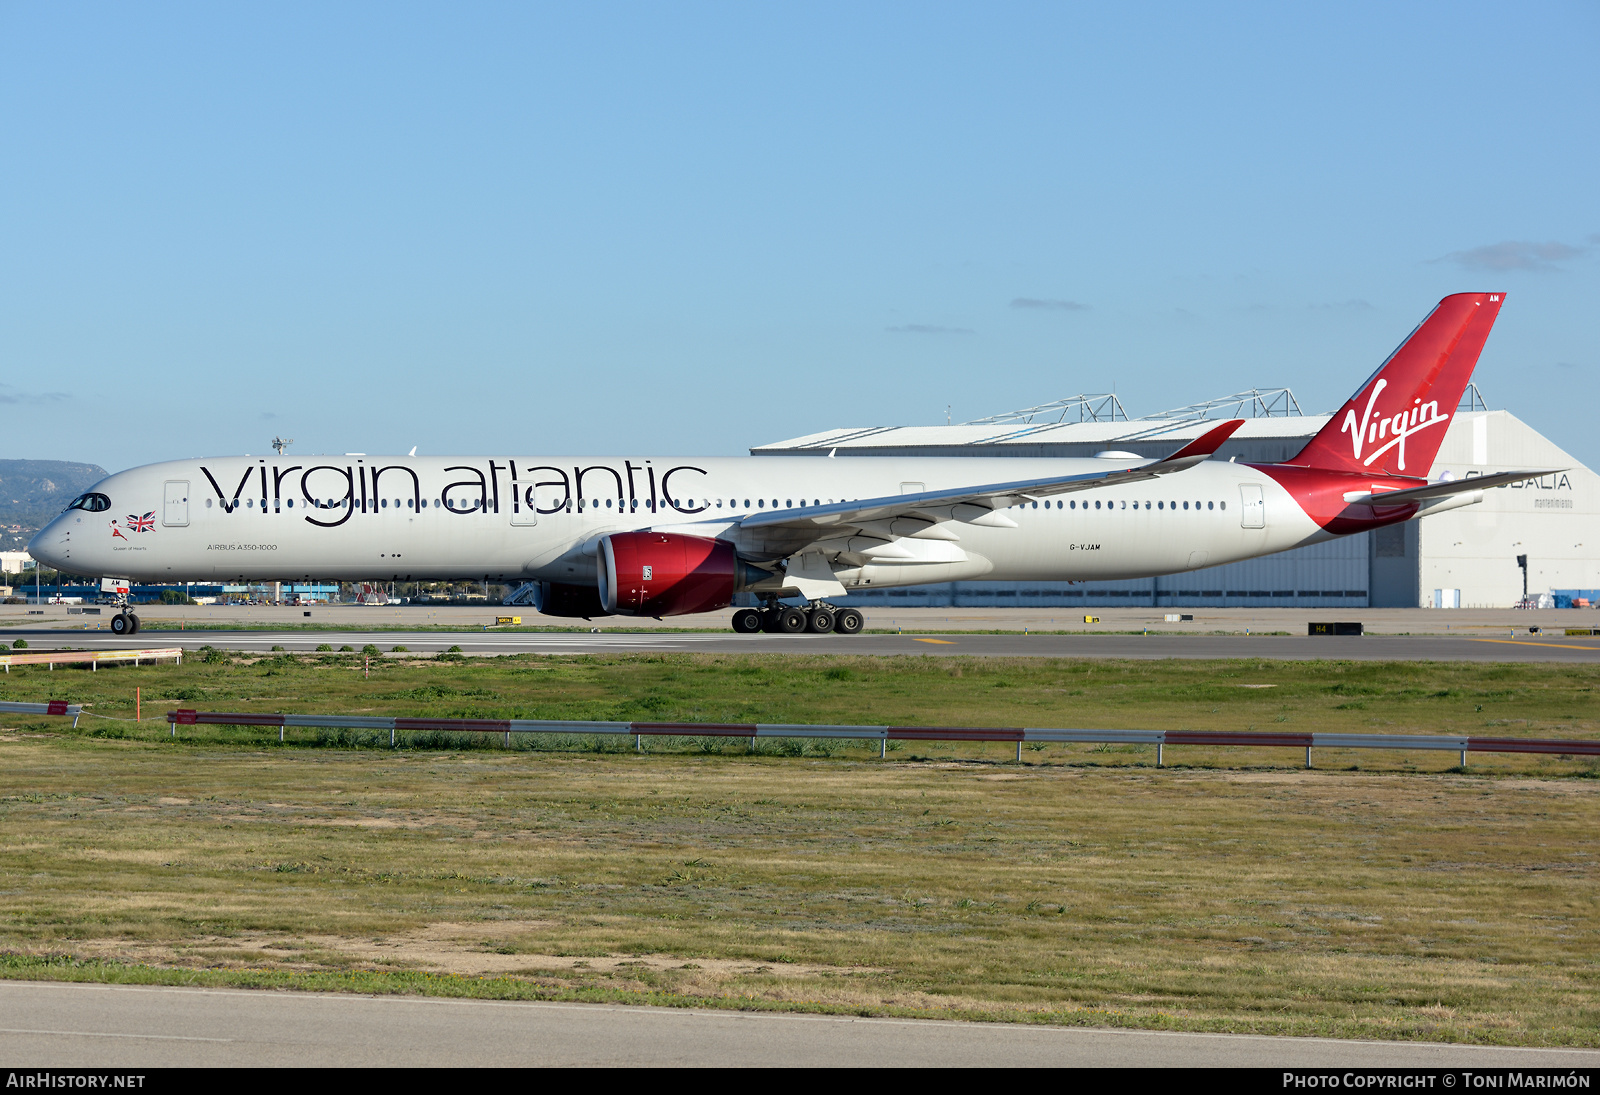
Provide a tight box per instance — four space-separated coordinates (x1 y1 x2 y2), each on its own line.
1343 469 1562 506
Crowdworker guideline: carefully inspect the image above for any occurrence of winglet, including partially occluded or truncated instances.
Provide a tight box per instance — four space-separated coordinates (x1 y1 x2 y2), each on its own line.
1160 419 1244 464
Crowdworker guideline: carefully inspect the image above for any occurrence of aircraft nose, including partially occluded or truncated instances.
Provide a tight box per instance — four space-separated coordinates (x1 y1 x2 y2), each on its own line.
27 516 75 573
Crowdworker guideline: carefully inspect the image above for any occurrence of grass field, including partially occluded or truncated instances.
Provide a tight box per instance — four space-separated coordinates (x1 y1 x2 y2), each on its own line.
0 651 1596 1043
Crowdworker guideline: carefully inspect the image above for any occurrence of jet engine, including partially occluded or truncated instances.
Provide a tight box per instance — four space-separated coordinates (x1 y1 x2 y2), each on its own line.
531 581 609 618
598 532 750 616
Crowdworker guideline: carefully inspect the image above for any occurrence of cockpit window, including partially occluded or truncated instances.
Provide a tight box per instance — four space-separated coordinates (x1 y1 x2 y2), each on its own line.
67 493 111 513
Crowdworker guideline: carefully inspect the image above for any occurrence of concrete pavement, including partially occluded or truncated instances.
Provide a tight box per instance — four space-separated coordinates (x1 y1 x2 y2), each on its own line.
2 981 1596 1068
2 627 1597 662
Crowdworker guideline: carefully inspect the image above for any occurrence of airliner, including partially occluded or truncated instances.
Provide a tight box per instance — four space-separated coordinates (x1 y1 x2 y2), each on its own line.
29 293 1556 636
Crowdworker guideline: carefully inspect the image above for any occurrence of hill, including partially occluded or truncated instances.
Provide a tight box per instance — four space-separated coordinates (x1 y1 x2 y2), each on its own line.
0 459 110 551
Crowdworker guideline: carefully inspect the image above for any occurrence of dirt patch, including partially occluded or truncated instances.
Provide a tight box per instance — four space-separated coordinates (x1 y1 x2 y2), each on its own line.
47 921 883 982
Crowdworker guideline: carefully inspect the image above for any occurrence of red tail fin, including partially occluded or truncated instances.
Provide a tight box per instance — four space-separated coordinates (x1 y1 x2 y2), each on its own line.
1291 292 1504 476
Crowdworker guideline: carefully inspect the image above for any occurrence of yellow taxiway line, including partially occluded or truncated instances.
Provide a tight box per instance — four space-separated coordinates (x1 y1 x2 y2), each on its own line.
1469 638 1600 652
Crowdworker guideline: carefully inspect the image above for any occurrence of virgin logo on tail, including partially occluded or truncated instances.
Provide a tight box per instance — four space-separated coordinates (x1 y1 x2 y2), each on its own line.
1293 293 1503 477
1338 379 1449 472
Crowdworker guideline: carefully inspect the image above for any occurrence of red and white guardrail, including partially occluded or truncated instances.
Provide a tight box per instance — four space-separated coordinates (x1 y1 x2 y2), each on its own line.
1 648 183 673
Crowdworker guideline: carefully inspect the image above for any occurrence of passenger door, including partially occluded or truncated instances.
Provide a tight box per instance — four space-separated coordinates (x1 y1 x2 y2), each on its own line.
509 481 539 525
162 481 190 527
1239 483 1265 529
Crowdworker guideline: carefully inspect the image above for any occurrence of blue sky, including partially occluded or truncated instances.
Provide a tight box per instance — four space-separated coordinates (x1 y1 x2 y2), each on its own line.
3 2 1596 471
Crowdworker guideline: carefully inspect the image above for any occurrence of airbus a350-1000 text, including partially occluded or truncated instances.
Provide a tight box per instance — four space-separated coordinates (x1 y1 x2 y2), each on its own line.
30 293 1558 636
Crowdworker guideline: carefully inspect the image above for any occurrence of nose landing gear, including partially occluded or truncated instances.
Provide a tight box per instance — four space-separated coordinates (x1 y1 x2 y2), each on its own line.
103 582 140 636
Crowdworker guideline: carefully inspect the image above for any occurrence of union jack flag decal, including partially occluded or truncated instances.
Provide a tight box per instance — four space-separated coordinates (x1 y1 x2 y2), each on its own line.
128 512 155 533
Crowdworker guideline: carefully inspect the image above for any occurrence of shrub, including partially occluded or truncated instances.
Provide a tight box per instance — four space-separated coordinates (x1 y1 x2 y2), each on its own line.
339 644 354 653
315 643 333 652
11 639 26 649
271 645 285 652
392 645 407 653
447 645 462 653
362 644 381 657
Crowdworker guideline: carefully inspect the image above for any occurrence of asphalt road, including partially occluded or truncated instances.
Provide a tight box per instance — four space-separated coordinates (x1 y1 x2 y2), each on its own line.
3 981 1596 1067
8 627 1600 662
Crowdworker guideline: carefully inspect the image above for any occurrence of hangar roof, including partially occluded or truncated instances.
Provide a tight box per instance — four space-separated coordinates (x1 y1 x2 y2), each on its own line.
753 414 1331 455
752 384 1497 459
753 386 1329 455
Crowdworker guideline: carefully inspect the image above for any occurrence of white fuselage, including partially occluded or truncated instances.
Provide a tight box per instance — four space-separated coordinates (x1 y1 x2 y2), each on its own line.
30 454 1325 593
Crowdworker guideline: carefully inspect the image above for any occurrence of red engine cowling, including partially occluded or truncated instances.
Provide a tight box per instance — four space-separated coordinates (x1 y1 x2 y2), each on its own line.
599 532 737 616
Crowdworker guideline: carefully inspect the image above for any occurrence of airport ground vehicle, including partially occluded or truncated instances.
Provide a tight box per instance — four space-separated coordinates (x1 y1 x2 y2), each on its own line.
31 294 1558 635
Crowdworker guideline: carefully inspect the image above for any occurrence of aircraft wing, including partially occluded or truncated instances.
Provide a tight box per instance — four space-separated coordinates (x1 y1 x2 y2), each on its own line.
738 419 1245 535
1344 469 1564 505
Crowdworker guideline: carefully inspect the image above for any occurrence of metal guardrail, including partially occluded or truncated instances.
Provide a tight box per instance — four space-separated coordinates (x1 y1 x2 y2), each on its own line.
1 648 184 673
151 710 1600 767
0 700 84 726
5 699 1595 767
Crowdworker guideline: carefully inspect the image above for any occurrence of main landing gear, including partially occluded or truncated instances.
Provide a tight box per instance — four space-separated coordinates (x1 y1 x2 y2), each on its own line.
731 602 863 636
110 610 141 636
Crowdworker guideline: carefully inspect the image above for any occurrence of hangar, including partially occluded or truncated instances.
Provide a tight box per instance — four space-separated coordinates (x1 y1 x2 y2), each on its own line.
754 388 1599 609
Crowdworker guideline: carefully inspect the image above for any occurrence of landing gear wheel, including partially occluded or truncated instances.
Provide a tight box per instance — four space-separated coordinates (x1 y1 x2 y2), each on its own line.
128 613 140 635
775 607 809 634
834 608 864 635
110 613 131 636
731 609 763 634
806 607 835 634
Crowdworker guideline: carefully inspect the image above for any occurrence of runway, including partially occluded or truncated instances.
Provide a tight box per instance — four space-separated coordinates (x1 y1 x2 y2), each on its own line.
6 626 1600 662
2 981 1596 1067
